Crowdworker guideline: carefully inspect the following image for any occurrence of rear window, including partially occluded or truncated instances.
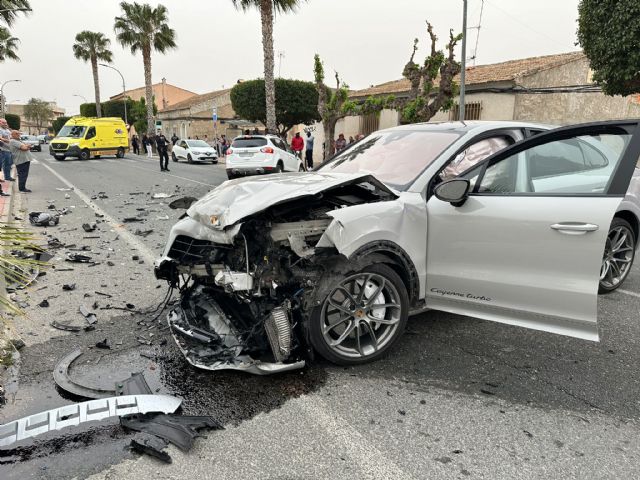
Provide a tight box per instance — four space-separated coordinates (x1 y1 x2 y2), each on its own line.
232 137 268 148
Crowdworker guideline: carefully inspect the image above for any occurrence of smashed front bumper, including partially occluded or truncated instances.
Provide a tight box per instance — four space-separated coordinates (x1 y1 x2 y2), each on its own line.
167 286 305 375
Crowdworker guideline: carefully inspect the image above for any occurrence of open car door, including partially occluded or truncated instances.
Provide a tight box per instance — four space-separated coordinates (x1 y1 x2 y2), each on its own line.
425 121 640 341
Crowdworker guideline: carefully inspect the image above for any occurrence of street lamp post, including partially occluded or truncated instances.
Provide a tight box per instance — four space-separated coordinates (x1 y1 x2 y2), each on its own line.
73 93 87 103
99 63 127 125
0 79 21 118
459 0 468 122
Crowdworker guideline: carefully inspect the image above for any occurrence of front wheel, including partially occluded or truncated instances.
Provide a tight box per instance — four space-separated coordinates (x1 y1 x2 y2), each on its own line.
80 149 90 160
308 263 409 365
54 155 64 161
599 217 636 293
187 154 193 164
172 152 178 162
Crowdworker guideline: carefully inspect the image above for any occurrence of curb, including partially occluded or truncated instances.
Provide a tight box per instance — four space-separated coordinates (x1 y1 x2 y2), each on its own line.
0 177 19 401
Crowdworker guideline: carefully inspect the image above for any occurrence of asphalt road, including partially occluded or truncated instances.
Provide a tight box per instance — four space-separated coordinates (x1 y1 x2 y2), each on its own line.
1 148 640 479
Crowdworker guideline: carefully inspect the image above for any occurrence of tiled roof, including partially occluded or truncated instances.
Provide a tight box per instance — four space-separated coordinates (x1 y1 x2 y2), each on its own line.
160 88 232 112
350 51 586 98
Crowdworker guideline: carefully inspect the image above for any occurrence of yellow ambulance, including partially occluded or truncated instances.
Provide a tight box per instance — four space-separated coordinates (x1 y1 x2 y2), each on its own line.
49 117 129 161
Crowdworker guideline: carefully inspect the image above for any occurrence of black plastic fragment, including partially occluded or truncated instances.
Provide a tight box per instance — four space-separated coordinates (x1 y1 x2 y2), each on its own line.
82 223 97 232
62 283 76 291
38 299 50 308
130 433 172 463
95 338 111 349
29 212 60 226
50 320 82 332
121 414 223 452
115 372 152 396
53 348 116 399
66 252 92 263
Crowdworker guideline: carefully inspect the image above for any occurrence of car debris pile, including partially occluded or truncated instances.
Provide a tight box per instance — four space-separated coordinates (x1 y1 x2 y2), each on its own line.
156 173 400 374
0 351 222 463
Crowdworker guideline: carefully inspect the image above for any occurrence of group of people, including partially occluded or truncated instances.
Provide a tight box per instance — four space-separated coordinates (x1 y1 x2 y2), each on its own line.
335 133 364 152
0 118 33 194
290 131 315 170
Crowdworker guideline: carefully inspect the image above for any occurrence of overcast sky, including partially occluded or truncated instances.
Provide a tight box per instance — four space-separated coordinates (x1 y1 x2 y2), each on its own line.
2 0 581 115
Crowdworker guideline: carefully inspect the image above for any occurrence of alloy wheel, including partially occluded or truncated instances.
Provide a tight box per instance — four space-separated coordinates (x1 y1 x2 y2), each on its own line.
321 273 402 359
600 225 635 290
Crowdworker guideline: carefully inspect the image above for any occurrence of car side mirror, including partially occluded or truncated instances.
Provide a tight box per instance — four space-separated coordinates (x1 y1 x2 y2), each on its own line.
434 178 471 207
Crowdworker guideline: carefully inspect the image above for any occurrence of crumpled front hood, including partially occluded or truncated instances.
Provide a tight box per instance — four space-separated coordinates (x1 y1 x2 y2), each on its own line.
187 171 394 229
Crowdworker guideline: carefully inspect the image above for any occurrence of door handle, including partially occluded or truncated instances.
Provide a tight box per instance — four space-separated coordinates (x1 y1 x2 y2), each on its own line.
550 222 599 233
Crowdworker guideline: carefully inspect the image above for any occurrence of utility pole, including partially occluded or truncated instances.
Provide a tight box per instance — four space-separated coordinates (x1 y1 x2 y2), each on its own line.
459 0 468 122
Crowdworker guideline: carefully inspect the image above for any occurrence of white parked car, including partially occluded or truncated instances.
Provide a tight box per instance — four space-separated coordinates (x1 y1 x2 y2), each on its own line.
171 139 218 164
155 121 640 374
225 134 304 179
20 135 42 152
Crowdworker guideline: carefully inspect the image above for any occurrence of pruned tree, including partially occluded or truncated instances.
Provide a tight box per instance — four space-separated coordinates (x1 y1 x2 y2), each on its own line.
314 54 350 158
578 0 640 96
72 31 113 118
314 21 461 158
231 78 320 135
24 98 53 133
399 22 462 123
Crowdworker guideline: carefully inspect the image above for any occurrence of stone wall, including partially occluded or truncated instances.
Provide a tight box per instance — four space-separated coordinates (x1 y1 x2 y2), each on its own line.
514 58 640 125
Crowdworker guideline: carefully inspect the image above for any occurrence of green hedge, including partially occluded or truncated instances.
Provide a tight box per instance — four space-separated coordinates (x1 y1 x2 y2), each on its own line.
5 113 20 130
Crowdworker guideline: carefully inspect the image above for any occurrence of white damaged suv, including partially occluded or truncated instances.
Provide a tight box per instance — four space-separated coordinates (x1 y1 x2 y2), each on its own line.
156 121 640 374
225 134 304 179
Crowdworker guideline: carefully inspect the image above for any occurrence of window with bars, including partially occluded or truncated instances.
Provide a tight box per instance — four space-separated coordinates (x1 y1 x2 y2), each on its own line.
449 101 483 121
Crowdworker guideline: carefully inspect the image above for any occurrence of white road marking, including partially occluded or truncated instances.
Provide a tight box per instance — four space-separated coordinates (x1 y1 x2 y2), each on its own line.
296 396 415 480
618 289 640 298
38 161 157 264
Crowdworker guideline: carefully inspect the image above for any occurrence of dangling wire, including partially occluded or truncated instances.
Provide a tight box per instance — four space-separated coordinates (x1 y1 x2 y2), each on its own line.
471 0 485 66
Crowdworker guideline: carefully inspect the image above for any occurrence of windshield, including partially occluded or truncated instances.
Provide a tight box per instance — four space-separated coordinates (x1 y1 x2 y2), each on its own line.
57 125 87 139
187 140 210 148
23 136 37 141
318 130 463 190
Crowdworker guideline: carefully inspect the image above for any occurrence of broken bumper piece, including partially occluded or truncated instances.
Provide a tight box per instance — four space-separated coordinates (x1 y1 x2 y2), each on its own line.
167 289 305 375
0 394 182 447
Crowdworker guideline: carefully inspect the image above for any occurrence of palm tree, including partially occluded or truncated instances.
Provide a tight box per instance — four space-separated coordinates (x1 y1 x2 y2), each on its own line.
114 2 176 135
72 31 113 118
0 0 31 27
0 26 19 61
231 0 304 133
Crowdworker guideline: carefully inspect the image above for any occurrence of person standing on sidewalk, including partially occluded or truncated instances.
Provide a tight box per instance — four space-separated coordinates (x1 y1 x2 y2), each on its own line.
9 130 33 193
156 133 170 172
131 135 140 155
0 118 15 183
305 131 315 170
291 132 304 161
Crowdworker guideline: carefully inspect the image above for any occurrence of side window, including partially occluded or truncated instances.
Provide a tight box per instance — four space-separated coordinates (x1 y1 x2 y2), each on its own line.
85 127 96 140
477 132 631 195
272 139 284 151
180 141 187 148
440 136 512 181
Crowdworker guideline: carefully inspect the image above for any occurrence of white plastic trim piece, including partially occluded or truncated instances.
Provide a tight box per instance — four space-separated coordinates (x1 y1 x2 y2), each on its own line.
0 394 182 447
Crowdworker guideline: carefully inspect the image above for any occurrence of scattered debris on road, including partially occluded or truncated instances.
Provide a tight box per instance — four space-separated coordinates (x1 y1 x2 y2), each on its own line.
66 252 92 263
29 211 59 227
82 222 97 232
168 196 197 209
95 338 111 349
152 193 173 199
79 305 98 325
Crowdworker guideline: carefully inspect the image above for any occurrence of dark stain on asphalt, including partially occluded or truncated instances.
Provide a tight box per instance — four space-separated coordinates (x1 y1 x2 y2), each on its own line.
0 311 327 479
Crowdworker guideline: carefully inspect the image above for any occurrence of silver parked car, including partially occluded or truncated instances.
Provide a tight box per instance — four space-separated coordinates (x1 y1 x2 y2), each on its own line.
155 121 640 374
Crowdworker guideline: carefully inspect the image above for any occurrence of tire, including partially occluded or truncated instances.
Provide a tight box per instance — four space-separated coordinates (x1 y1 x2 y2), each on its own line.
308 263 409 366
116 147 125 158
54 155 64 161
172 152 178 162
599 217 636 293
80 149 90 160
298 164 305 172
187 154 193 164
274 163 283 174
226 171 236 180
